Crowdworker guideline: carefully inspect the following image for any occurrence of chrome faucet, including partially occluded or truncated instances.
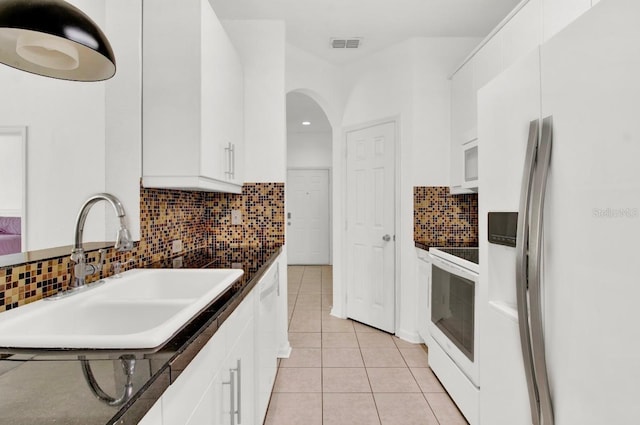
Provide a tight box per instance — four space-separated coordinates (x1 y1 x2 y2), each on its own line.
70 193 134 289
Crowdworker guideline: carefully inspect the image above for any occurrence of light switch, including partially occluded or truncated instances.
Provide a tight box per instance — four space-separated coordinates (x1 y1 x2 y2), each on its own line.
172 239 183 253
231 209 242 225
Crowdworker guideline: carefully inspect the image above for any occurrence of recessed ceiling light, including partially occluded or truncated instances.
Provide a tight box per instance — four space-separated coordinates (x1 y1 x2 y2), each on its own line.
302 121 311 126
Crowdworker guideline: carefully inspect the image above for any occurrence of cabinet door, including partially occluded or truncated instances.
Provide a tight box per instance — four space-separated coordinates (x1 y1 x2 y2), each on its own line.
225 316 255 425
474 34 503 93
185 369 224 425
162 327 227 425
501 0 542 70
451 61 476 145
200 0 244 185
138 399 163 425
451 60 477 193
542 0 591 42
227 318 255 425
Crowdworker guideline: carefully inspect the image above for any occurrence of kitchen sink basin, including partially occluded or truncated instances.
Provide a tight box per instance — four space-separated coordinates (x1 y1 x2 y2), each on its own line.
0 268 243 351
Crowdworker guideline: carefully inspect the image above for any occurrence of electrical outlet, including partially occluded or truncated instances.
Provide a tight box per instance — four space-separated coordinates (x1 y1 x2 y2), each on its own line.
231 210 242 225
232 262 243 269
172 256 183 268
172 239 183 253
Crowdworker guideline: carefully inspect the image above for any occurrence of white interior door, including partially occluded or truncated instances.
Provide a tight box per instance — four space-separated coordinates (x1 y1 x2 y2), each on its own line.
345 121 395 333
286 169 330 265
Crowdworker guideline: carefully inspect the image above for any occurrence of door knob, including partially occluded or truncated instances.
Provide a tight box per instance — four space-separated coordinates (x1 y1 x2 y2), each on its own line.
382 234 391 242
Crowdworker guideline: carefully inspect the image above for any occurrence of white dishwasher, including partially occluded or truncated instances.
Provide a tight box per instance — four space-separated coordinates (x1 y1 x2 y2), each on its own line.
254 261 279 423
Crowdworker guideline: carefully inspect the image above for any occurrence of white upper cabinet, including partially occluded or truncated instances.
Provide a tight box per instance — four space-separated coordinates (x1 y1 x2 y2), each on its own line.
449 0 595 193
542 0 591 42
142 0 244 193
474 34 503 94
451 58 476 146
501 0 542 69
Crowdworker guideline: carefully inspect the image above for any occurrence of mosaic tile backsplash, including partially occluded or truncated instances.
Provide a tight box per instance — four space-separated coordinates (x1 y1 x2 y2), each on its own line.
414 186 478 248
0 183 284 312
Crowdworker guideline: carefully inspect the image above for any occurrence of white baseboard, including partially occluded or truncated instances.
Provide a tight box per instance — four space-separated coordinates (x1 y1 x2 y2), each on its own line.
330 307 346 319
277 342 292 358
395 328 422 344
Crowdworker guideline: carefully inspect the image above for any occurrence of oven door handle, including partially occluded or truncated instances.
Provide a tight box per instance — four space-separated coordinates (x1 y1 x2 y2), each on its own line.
430 255 477 280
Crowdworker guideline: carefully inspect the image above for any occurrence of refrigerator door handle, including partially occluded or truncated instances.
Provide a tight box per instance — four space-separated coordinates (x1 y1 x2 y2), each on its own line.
528 115 555 425
516 119 542 425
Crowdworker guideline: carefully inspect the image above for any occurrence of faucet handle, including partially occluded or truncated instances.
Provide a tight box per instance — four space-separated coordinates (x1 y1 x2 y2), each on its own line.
98 248 106 265
111 261 122 278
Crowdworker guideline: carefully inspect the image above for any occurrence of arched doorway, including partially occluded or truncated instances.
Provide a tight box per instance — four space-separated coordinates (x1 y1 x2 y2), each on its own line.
286 91 332 265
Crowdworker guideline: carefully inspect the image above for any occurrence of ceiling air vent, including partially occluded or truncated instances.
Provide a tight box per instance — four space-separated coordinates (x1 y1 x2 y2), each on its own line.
331 37 362 49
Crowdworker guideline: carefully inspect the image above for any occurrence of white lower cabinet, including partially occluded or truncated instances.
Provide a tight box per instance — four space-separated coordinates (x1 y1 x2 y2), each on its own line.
139 256 281 425
185 313 255 425
224 315 255 425
184 369 224 424
162 324 227 424
138 399 163 425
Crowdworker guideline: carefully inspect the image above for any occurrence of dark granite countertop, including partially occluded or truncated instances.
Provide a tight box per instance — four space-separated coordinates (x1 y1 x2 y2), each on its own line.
414 240 479 251
415 241 431 251
0 245 282 425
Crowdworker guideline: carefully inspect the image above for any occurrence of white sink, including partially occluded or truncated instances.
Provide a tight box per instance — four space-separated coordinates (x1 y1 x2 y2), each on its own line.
0 268 243 351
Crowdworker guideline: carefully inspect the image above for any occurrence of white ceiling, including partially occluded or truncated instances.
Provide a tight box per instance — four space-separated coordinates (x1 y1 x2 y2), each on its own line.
210 0 521 65
287 92 332 133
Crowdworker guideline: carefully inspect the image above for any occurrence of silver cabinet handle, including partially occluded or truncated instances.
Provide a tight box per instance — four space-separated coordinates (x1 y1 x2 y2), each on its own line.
235 359 242 424
224 142 236 179
230 143 235 180
516 120 540 425
382 234 391 242
222 369 236 425
224 142 232 179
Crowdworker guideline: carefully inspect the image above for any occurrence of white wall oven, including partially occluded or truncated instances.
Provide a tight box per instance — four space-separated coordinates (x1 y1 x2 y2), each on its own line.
429 248 479 387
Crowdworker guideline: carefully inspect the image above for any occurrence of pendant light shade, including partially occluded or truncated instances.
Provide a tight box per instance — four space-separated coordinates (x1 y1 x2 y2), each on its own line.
0 0 115 81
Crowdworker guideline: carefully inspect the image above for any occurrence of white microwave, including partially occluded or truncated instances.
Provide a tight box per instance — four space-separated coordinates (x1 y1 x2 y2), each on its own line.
462 139 478 190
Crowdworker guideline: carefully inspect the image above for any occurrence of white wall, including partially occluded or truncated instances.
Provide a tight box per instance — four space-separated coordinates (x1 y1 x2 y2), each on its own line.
287 132 332 168
0 0 109 251
286 44 346 128
338 37 479 341
0 132 24 214
105 0 142 241
223 20 287 183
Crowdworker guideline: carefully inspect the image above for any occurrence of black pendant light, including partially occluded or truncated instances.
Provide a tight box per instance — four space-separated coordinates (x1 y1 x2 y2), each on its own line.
0 0 115 81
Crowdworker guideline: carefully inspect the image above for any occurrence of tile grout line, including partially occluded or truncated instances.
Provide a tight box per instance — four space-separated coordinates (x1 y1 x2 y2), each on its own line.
276 266 467 424
287 267 304 331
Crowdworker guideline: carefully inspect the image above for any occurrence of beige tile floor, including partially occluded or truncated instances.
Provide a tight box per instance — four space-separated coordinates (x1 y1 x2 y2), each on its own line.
264 265 469 425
